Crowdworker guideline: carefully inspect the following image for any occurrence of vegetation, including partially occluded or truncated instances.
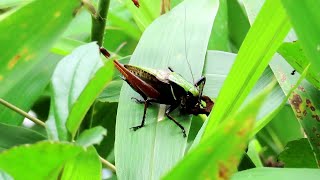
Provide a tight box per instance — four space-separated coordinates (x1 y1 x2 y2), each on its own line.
0 0 319 179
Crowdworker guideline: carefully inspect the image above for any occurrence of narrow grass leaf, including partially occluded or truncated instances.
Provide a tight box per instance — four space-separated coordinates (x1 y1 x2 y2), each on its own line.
281 0 320 80
269 56 320 167
203 0 291 138
278 41 320 89
164 80 276 180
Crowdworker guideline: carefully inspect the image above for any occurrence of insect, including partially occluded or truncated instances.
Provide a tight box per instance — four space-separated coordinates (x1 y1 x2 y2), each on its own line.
100 48 213 137
291 69 296 75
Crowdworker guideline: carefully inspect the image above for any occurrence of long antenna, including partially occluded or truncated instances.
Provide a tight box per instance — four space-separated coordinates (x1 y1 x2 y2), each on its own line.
184 5 195 84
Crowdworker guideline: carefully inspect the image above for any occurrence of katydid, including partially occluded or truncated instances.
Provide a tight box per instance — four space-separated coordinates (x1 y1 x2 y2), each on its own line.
100 48 213 137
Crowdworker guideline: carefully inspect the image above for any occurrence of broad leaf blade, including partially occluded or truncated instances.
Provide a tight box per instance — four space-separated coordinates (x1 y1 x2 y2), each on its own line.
115 0 219 179
76 126 107 148
46 42 113 141
278 138 318 168
0 141 84 180
0 0 80 125
61 146 101 180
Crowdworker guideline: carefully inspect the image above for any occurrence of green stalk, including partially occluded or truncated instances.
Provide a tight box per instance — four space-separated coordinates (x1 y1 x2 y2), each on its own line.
0 98 116 172
91 0 110 46
0 98 45 127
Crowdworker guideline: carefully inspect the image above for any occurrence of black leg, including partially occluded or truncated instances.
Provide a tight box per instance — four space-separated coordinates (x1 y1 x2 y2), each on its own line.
194 76 206 102
168 67 174 72
165 104 187 137
130 98 157 131
194 76 206 87
131 97 145 104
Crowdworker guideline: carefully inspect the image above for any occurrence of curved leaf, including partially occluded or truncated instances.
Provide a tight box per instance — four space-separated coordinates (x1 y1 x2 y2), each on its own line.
46 42 114 140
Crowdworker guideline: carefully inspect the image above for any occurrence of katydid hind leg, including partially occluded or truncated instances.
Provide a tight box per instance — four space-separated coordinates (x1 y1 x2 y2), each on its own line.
130 98 157 131
165 104 187 137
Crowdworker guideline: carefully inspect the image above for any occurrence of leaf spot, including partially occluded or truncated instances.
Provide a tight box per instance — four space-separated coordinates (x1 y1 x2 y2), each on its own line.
8 54 21 69
54 11 61 18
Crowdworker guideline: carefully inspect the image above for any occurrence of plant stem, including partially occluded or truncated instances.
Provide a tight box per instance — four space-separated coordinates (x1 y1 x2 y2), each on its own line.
0 98 117 171
99 155 116 172
91 0 110 46
0 98 46 127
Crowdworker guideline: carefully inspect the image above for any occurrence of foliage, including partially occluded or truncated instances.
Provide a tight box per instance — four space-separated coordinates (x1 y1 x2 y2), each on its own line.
0 0 319 179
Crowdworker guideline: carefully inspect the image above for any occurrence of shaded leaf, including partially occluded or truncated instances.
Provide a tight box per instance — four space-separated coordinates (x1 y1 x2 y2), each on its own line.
0 123 46 151
278 138 318 168
0 141 84 180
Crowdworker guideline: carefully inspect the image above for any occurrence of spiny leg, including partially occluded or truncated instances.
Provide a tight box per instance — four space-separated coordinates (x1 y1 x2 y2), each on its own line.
165 104 187 137
130 98 156 131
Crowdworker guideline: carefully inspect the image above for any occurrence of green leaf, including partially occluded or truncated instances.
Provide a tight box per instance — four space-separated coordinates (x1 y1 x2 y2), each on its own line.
269 55 320 166
0 141 84 180
257 105 303 156
278 138 318 168
280 0 320 80
231 168 320 180
0 0 80 125
46 42 114 141
115 0 219 179
61 146 101 180
0 0 31 9
227 0 250 50
203 0 291 137
124 0 161 31
278 41 320 89
0 123 46 151
192 51 286 148
164 80 276 180
76 126 107 148
90 102 118 158
208 0 230 51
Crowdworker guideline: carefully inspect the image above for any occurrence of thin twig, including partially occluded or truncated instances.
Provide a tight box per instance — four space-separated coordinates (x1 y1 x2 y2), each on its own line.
91 0 110 46
99 155 116 173
0 98 45 127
